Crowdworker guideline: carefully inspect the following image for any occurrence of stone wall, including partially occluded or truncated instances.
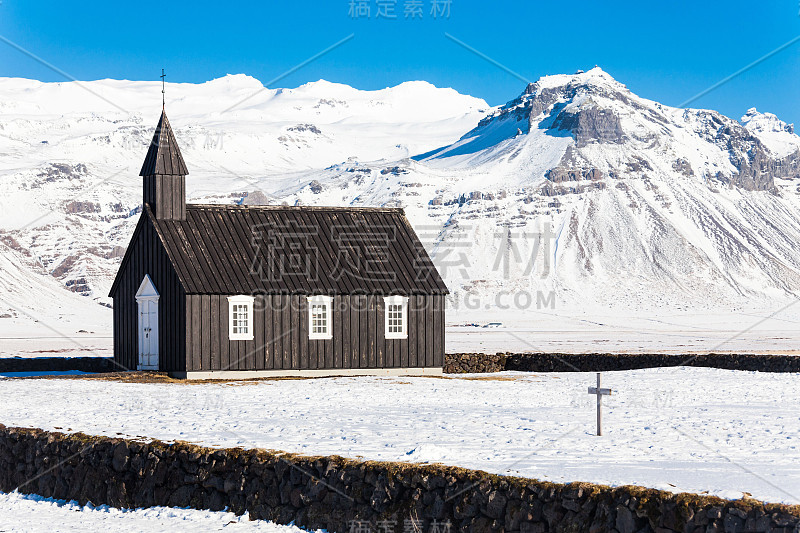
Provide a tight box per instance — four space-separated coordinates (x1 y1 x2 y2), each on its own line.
1 425 798 532
3 353 798 376
0 357 117 373
444 353 800 374
444 354 508 374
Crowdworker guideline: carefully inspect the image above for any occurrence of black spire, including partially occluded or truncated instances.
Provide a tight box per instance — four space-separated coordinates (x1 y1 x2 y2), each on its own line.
139 110 188 177
140 110 188 220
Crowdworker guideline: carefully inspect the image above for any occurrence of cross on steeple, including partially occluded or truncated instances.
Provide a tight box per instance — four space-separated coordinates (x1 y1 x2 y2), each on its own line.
160 68 166 110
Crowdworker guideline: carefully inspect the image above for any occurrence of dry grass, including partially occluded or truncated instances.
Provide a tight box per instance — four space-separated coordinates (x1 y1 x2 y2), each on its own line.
8 370 556 385
12 371 317 385
10 372 447 386
450 375 531 381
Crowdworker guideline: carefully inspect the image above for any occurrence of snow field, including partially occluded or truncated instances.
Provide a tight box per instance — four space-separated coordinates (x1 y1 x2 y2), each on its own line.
0 368 798 505
0 491 313 532
444 305 800 354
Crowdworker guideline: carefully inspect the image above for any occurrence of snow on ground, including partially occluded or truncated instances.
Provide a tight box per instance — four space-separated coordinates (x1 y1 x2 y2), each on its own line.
0 337 112 359
445 305 800 354
0 491 312 532
1 368 798 505
3 303 800 359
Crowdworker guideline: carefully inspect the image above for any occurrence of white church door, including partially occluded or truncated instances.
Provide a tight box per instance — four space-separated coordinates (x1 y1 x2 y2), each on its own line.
135 275 160 370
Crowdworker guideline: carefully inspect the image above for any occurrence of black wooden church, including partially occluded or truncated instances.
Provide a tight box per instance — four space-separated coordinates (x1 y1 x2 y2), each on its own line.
109 111 448 378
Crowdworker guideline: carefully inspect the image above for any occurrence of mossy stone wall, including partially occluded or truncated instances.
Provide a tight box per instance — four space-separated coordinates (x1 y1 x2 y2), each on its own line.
1 425 798 532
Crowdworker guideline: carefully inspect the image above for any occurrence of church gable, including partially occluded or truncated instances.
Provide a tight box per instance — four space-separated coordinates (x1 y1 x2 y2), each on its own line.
108 206 186 298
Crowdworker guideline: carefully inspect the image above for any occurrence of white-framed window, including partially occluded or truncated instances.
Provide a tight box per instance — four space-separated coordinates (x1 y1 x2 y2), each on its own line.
228 295 254 341
308 295 333 340
384 295 408 339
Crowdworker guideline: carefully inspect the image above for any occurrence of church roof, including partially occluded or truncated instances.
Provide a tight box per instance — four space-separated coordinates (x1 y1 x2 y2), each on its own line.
137 204 448 296
139 111 189 176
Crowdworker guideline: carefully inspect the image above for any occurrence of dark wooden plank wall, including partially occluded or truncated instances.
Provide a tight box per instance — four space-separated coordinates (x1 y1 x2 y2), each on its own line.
184 294 444 371
112 215 186 372
143 174 185 220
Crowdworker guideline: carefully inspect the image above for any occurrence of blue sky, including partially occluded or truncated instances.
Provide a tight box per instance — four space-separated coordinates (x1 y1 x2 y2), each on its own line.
1 1 798 124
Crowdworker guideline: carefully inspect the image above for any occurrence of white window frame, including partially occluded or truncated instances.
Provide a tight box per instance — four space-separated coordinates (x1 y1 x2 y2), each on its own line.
308 295 333 340
228 295 254 341
383 295 408 339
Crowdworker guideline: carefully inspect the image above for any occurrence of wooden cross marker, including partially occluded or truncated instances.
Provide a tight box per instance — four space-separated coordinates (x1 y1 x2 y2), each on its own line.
588 372 612 436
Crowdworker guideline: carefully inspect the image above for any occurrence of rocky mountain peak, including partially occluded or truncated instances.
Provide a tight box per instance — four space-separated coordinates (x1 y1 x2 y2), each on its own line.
422 67 799 195
462 68 630 144
455 68 638 156
742 108 794 135
524 66 622 93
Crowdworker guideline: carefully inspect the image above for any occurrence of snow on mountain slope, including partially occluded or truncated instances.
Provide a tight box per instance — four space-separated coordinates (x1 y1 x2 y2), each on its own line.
2 69 800 349
283 67 800 313
0 236 110 356
0 75 488 174
0 75 487 342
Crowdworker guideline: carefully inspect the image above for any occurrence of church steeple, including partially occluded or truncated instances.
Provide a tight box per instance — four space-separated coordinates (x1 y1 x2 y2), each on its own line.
140 110 187 220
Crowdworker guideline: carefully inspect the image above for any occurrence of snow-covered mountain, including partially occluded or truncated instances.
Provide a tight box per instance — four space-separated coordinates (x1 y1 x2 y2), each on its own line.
0 75 487 331
1 68 800 338
286 68 800 312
